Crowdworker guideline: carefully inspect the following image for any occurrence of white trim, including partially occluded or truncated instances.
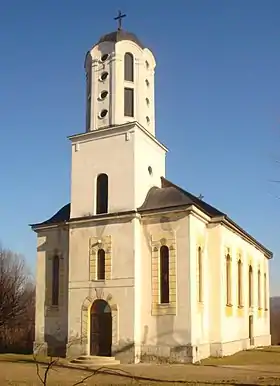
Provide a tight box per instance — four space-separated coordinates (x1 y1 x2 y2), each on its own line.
68 121 168 152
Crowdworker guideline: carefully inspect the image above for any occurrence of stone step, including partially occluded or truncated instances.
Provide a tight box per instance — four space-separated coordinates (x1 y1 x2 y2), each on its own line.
77 355 117 362
70 355 120 367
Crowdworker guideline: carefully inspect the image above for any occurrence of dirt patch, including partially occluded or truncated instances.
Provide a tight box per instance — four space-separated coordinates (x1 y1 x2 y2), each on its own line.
1 361 280 385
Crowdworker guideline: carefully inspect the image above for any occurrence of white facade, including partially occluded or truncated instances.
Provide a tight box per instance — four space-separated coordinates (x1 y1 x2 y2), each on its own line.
32 25 272 363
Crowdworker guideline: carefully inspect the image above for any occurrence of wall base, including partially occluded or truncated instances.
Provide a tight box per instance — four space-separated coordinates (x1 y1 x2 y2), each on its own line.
253 334 271 347
140 344 210 364
33 341 48 357
66 340 87 359
210 335 271 357
112 343 135 364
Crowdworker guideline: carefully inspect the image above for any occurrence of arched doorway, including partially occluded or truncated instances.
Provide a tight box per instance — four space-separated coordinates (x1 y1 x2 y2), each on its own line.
90 299 112 356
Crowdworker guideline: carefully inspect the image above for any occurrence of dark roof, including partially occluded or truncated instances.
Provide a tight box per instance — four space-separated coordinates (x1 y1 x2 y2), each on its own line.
138 177 224 217
97 30 144 49
30 177 272 258
30 203 70 228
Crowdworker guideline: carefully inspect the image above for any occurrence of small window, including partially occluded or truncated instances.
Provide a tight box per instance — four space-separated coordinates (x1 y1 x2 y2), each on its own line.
237 259 242 307
96 173 108 214
124 53 134 81
52 255 59 306
146 116 150 124
226 254 231 305
148 166 153 175
100 90 108 100
145 79 149 86
145 60 149 69
124 88 134 117
146 97 150 106
264 273 267 309
101 53 109 62
97 249 105 280
258 269 261 309
100 72 108 81
99 109 108 119
198 247 203 302
249 265 253 307
160 245 169 304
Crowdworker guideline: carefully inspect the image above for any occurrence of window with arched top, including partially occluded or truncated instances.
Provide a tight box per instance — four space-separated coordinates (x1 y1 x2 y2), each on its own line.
97 249 105 280
96 174 108 214
237 259 243 307
226 254 232 305
264 273 267 309
160 245 169 304
258 269 261 308
52 255 59 306
249 265 253 307
124 53 134 82
198 247 203 302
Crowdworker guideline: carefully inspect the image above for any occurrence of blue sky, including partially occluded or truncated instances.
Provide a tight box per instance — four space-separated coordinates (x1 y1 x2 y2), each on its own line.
0 1 280 295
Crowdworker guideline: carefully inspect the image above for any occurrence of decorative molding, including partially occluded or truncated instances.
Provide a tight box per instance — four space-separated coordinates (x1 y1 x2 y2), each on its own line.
89 236 112 281
151 231 176 316
81 294 118 348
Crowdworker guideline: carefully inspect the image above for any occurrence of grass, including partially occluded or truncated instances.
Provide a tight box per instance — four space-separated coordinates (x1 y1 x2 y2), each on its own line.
0 347 280 385
201 345 280 366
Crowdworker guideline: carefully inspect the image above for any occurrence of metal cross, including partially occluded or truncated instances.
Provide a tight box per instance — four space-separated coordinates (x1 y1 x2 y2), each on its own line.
114 10 126 30
198 194 204 200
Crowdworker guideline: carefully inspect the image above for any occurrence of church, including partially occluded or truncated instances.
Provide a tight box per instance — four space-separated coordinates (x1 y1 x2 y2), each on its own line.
31 14 272 364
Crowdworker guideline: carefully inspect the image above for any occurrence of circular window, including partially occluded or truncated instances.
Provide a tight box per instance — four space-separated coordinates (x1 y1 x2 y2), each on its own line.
146 116 150 124
145 60 149 69
146 97 150 106
148 166 153 175
101 53 109 62
100 90 108 100
145 79 149 86
99 109 108 119
100 72 108 81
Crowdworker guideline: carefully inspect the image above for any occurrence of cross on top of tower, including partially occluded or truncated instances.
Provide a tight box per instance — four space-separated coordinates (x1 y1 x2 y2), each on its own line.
114 10 126 31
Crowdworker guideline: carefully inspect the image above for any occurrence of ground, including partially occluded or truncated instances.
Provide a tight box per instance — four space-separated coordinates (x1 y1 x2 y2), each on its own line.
1 347 280 385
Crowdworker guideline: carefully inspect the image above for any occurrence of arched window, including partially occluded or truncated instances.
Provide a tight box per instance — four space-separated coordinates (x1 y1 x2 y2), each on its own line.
249 265 253 307
52 255 59 306
96 173 108 214
258 269 261 308
124 53 134 82
97 249 105 280
226 254 231 305
198 247 203 302
264 273 267 310
160 245 169 304
237 259 242 307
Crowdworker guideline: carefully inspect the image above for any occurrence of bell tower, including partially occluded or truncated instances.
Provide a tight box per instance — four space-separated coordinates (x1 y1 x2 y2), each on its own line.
69 13 167 219
84 11 156 136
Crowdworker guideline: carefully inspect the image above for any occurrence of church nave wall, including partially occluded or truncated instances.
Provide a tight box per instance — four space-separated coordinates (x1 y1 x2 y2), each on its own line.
218 225 270 351
34 227 69 357
139 213 195 361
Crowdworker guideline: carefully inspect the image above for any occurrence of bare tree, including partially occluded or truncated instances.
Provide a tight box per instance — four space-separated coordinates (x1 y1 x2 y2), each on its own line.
0 245 35 353
0 245 34 328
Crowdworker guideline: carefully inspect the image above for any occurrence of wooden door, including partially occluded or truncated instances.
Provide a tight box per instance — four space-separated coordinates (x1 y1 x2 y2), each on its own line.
90 312 112 356
90 314 100 355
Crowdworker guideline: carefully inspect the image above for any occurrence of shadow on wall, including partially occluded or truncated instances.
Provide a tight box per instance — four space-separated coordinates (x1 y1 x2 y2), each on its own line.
112 324 192 363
